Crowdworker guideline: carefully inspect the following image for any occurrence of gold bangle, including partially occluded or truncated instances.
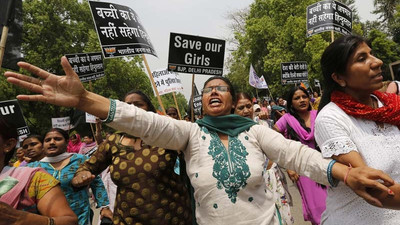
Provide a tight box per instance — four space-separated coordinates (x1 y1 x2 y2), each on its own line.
48 217 55 225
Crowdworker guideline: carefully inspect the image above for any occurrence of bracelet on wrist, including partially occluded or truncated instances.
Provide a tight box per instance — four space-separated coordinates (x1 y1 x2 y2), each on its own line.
103 99 116 123
343 163 353 186
327 160 339 187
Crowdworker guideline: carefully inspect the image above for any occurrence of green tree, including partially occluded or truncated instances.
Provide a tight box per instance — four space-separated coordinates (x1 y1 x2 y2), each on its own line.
1 0 171 135
226 0 395 100
367 29 400 80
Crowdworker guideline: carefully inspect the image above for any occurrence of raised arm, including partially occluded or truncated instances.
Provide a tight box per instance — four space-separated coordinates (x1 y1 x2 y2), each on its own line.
107 100 196 151
5 57 110 119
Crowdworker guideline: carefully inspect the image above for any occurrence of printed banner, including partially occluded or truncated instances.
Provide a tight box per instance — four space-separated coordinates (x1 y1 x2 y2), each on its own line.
151 69 184 96
193 95 202 116
51 116 71 131
307 0 352 37
168 32 225 76
0 99 30 136
88 1 156 58
65 52 104 82
281 61 308 85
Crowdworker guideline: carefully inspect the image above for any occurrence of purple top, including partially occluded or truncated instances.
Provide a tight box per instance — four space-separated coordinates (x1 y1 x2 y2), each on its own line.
275 110 317 149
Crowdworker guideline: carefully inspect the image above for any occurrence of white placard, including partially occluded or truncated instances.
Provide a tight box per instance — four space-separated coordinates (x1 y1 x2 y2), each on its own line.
85 112 97 124
151 69 184 96
51 116 71 130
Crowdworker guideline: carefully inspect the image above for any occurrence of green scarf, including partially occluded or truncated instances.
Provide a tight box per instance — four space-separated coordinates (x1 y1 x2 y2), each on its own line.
196 114 257 136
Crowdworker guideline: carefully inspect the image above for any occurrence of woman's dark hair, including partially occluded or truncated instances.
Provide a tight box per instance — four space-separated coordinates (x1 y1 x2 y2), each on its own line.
235 92 252 104
45 128 69 142
0 118 18 164
319 35 369 111
203 76 236 104
167 107 178 113
124 90 156 113
285 86 314 145
22 134 44 146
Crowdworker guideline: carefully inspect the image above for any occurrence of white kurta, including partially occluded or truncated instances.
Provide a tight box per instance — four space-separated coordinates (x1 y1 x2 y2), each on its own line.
315 101 400 225
108 100 331 225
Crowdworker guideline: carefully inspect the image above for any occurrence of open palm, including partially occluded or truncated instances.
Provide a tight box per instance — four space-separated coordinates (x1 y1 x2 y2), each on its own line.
5 56 87 108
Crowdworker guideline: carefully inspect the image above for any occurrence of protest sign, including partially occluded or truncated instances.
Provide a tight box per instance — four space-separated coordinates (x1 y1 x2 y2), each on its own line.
306 0 352 37
281 61 308 85
85 113 97 124
193 95 202 116
168 32 225 76
151 69 184 96
51 116 71 131
88 1 156 58
0 99 30 136
314 79 321 87
65 52 104 82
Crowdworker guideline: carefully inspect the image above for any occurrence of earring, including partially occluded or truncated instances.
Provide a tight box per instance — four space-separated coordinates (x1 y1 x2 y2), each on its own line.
340 83 346 88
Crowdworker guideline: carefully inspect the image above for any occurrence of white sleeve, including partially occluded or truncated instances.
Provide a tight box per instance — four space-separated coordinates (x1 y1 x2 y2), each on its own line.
107 100 196 152
315 105 358 158
252 125 330 185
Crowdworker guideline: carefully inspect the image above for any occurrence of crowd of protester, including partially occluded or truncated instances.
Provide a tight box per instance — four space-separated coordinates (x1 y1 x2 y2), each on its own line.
1 34 400 225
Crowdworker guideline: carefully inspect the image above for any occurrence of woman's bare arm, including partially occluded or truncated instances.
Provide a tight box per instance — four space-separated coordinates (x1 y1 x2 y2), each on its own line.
0 185 77 225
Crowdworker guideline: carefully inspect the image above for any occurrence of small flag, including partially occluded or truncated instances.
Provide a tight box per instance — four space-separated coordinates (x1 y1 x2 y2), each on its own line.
249 64 259 88
249 65 268 89
258 75 269 89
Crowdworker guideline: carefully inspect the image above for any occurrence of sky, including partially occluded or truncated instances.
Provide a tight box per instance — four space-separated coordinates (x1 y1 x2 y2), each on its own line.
105 0 378 101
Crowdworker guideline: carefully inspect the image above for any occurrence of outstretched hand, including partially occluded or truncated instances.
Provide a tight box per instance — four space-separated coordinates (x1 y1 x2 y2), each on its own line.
345 166 395 208
4 56 87 108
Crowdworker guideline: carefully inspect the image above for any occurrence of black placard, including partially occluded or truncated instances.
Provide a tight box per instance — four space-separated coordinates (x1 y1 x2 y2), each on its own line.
0 100 30 136
168 32 225 76
306 0 352 37
193 95 202 116
65 52 104 82
281 61 308 85
88 1 156 58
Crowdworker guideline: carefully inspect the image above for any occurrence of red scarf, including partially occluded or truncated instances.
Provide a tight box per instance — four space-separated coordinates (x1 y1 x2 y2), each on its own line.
331 91 400 129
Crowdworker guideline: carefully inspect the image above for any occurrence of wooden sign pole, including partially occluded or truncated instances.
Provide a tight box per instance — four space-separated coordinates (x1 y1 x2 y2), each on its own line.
191 74 195 122
0 26 9 68
142 54 166 114
87 81 98 144
172 92 182 120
